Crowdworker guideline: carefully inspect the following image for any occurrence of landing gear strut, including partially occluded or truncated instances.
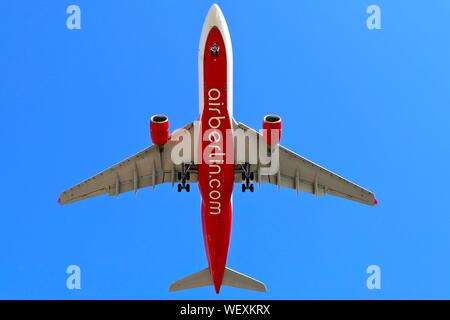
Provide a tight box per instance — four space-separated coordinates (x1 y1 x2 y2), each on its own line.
241 162 254 192
177 163 191 192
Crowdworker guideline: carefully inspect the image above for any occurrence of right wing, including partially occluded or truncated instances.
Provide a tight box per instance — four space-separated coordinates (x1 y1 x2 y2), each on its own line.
234 122 377 206
59 122 197 205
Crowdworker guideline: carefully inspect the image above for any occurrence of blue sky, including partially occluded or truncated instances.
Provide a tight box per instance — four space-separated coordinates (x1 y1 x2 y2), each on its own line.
1 0 450 299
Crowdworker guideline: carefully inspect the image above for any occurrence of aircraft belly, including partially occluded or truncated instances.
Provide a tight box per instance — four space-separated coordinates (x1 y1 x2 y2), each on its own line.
198 25 234 292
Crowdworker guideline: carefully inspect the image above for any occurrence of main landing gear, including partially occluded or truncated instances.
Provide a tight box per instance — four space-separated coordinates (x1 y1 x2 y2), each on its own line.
241 163 254 192
177 163 191 192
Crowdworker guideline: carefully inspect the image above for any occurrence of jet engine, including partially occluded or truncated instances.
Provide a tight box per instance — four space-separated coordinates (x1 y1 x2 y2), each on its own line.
150 114 170 145
262 114 282 146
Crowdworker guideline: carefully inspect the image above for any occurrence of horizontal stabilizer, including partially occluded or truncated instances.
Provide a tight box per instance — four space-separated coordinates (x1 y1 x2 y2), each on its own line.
223 267 267 292
169 268 212 292
169 267 267 292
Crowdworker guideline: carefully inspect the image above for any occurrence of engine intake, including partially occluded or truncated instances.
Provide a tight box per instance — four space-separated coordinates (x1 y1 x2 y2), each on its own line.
262 114 282 146
150 114 170 145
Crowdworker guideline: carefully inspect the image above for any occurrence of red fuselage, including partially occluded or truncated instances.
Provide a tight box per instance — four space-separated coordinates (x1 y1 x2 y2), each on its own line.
198 26 234 294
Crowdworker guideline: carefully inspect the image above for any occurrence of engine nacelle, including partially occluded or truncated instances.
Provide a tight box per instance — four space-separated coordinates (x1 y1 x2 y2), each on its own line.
150 114 170 145
262 114 282 146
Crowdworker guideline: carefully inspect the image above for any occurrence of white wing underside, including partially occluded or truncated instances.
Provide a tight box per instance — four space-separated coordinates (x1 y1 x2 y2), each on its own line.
59 120 375 206
233 122 376 206
59 123 197 205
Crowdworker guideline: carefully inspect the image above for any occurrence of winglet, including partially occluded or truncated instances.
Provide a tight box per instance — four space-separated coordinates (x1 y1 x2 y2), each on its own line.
57 196 63 205
373 198 378 206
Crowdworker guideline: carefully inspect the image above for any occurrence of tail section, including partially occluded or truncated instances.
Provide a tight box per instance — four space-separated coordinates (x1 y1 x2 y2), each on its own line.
169 268 212 292
222 267 267 292
169 267 267 293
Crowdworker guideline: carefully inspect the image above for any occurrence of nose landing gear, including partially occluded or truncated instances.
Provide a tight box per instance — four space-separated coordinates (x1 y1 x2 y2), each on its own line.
210 43 220 57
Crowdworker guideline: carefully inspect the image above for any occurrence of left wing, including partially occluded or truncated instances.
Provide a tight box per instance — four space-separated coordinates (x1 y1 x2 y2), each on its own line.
59 122 197 205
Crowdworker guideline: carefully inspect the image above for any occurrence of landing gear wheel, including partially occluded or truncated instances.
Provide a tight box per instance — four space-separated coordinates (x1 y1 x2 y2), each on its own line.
186 172 191 181
177 172 182 181
186 184 190 192
177 184 182 192
250 172 255 181
249 184 254 192
242 172 246 181
242 184 246 192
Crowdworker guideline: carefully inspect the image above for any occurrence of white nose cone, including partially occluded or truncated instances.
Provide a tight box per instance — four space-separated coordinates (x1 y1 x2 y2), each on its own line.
205 4 225 28
203 4 228 32
198 4 233 115
199 4 229 64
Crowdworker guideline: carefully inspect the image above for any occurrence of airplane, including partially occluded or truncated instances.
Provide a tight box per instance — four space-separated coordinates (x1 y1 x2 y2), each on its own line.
58 4 377 294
